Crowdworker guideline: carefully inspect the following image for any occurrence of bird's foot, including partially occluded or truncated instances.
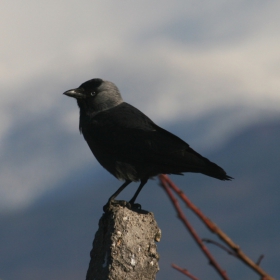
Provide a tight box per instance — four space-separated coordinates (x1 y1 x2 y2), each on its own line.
103 199 131 212
103 199 142 212
129 202 142 210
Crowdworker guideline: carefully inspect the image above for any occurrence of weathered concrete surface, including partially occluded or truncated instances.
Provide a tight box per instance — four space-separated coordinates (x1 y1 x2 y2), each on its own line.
86 204 161 280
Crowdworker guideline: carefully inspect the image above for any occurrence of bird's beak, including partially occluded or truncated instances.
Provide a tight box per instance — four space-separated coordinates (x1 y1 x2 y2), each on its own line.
63 88 86 99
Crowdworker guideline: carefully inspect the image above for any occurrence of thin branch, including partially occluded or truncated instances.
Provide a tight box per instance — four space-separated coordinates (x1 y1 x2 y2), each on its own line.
203 239 237 258
204 240 265 268
159 175 230 280
172 263 200 280
256 255 264 266
159 174 275 280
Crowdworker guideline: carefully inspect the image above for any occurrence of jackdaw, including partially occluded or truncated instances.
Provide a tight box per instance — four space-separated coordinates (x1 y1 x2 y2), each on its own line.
63 78 232 209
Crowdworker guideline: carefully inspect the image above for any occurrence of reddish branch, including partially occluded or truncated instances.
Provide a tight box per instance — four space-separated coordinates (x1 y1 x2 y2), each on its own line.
159 175 230 280
159 174 275 280
204 239 264 266
172 264 200 280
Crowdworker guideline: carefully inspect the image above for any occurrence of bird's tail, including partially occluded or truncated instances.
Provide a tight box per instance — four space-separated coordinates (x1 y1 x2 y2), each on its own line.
200 160 233 181
184 147 233 181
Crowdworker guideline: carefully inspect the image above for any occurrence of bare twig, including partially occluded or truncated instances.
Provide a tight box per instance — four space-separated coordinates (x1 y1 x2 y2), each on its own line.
256 255 264 266
203 239 237 258
172 263 200 280
159 175 230 280
204 240 265 268
159 174 275 280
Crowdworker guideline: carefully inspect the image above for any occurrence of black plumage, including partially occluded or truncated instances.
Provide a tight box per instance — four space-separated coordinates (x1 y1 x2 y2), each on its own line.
63 78 232 208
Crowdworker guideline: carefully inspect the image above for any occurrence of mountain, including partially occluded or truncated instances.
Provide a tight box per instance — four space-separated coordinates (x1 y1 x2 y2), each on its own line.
0 116 279 280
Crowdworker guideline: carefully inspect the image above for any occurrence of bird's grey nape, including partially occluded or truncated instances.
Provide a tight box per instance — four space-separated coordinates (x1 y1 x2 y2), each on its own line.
98 80 123 108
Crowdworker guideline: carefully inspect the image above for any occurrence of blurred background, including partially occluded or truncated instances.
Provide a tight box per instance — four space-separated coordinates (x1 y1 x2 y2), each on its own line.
1 1 279 279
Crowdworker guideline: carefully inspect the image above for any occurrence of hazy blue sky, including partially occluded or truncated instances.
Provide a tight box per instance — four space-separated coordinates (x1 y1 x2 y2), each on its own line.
1 1 280 211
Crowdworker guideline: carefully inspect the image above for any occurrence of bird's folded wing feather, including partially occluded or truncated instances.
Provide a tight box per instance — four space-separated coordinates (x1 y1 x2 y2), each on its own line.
87 103 205 167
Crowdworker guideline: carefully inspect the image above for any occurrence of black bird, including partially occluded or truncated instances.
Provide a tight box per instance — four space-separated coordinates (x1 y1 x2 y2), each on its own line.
63 78 232 209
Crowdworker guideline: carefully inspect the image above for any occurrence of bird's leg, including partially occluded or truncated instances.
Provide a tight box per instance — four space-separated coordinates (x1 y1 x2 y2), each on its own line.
129 179 148 208
103 180 132 212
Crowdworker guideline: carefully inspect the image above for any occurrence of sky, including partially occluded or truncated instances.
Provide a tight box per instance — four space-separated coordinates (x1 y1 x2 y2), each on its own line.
1 0 280 211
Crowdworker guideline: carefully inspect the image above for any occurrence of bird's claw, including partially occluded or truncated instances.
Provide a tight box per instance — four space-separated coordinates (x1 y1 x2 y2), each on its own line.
103 199 142 212
103 199 132 212
130 202 142 210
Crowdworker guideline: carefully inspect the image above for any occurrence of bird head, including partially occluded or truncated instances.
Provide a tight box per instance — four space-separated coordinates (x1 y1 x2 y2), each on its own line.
63 78 123 114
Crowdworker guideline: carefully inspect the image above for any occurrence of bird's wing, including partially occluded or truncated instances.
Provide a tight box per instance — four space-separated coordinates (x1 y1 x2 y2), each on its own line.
86 102 204 167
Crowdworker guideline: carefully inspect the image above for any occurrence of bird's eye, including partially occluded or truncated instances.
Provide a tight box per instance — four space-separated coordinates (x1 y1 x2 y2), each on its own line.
90 91 96 97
